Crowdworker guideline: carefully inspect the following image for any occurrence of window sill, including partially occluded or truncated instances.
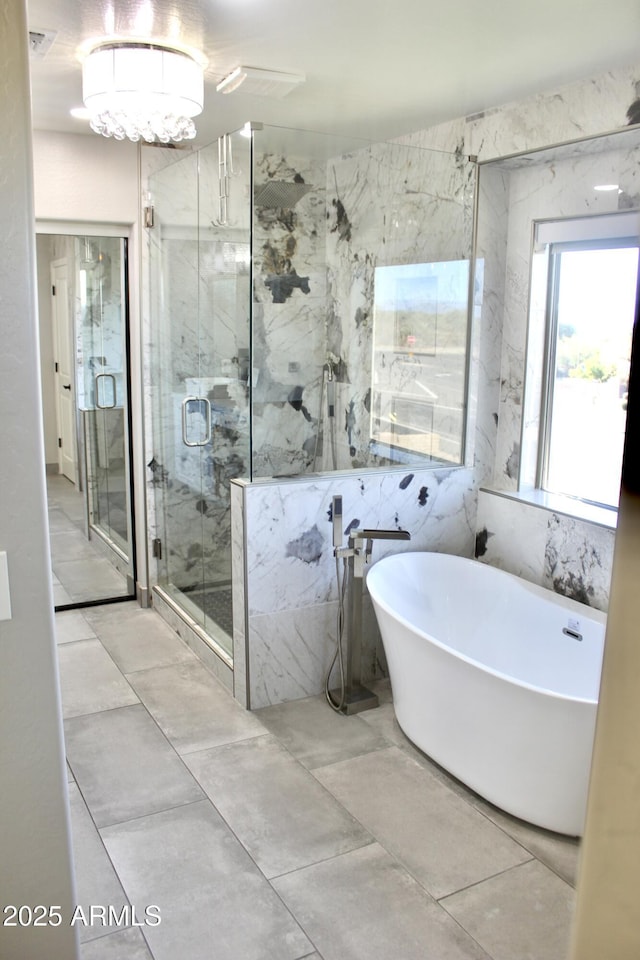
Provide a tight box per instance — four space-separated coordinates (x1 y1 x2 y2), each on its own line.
480 486 618 530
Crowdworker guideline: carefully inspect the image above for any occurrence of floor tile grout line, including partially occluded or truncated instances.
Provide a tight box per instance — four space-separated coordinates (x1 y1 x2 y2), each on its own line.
64 778 137 948
466 799 581 888
80 923 158 960
63 698 141 724
175 729 272 758
263 837 379 883
437 855 541 906
94 795 211 834
264 838 379 885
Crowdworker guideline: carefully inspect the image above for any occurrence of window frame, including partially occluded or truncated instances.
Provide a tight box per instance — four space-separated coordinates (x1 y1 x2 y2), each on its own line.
537 233 639 512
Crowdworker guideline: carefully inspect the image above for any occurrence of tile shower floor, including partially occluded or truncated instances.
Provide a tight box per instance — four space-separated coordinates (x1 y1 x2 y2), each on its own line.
56 602 579 960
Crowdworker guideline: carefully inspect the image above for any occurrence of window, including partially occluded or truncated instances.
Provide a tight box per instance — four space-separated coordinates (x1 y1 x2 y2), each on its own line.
537 222 638 511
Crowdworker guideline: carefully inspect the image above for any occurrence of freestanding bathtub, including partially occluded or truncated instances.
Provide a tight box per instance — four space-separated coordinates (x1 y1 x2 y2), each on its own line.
366 551 607 836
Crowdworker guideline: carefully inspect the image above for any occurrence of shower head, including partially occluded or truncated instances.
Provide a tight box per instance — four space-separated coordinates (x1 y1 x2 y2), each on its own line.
254 180 313 209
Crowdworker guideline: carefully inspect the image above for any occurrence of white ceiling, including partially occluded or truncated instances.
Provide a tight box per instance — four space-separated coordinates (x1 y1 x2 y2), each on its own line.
26 0 640 148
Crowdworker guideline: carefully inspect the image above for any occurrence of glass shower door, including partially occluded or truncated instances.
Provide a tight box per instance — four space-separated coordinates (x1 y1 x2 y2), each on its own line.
149 130 251 660
77 235 135 598
80 238 132 555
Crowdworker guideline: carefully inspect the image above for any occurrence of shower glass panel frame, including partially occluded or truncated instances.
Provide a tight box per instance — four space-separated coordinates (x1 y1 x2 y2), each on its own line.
149 131 251 662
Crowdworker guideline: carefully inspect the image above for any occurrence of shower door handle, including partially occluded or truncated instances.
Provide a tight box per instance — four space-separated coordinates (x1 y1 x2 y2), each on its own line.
182 396 212 447
95 373 117 409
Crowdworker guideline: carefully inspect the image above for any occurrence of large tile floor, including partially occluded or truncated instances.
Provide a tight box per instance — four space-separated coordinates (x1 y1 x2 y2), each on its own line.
48 474 129 606
55 601 580 960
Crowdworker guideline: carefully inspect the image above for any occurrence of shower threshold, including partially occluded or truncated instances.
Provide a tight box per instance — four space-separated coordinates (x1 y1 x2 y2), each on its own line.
152 583 234 680
183 582 234 637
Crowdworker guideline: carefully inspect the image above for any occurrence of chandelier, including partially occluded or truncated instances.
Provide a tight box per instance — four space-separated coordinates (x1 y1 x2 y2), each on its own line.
82 42 204 143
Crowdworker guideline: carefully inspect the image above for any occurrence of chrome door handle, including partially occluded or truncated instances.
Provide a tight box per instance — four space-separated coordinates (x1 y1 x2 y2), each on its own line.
181 396 212 447
95 373 117 409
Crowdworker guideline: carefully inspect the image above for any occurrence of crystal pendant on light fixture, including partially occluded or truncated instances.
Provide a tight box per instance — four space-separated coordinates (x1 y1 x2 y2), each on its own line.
82 42 204 143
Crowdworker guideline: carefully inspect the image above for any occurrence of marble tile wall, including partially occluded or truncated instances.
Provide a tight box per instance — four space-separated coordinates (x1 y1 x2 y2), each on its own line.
251 147 328 477
475 491 616 613
323 141 475 471
406 62 640 611
234 466 476 708
248 134 474 477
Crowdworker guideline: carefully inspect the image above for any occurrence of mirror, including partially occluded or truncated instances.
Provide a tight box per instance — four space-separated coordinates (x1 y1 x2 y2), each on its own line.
36 232 136 609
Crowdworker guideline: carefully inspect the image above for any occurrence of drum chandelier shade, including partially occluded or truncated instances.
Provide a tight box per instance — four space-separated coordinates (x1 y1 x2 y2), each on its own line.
82 42 204 143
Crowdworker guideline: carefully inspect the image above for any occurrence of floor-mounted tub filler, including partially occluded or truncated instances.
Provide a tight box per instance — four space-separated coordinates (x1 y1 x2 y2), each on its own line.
367 551 607 836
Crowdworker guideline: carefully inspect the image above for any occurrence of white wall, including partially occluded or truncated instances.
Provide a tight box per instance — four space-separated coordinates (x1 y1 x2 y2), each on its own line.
32 130 138 224
0 2 79 957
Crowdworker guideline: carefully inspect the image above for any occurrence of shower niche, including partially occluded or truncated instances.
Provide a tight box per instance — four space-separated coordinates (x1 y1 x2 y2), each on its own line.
147 123 475 668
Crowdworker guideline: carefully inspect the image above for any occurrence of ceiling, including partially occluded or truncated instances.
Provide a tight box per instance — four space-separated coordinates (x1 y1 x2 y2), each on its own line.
26 0 640 148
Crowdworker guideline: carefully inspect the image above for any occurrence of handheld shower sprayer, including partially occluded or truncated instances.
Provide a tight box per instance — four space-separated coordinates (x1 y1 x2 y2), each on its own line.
332 494 343 549
326 364 336 418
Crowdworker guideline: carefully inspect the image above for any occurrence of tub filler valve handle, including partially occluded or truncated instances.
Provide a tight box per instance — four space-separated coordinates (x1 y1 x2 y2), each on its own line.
349 528 411 578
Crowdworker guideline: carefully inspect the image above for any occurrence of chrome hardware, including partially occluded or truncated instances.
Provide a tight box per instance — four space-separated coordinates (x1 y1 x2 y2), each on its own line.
181 396 212 447
330 511 411 715
213 134 235 226
332 494 343 550
95 373 117 409
347 528 411 578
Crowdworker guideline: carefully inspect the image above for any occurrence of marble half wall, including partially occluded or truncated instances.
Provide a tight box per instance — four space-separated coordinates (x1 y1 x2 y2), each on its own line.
232 466 476 708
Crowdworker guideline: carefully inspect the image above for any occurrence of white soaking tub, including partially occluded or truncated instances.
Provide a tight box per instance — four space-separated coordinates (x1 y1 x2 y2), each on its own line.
366 551 606 836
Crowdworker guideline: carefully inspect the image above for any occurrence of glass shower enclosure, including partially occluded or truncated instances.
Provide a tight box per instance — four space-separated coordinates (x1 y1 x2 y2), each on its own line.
148 130 251 659
148 124 475 665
